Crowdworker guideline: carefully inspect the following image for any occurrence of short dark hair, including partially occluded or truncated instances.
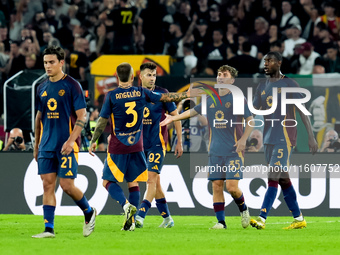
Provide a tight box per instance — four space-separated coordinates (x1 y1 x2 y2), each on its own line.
43 45 65 61
266 51 282 62
117 62 133 82
140 62 157 72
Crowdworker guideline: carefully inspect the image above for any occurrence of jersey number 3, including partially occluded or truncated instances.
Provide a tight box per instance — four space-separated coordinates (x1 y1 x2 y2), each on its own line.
125 102 137 127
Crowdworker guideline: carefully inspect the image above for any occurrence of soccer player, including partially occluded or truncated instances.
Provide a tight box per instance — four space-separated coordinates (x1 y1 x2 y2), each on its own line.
250 51 318 230
89 62 198 231
32 46 96 238
161 65 253 229
135 62 183 228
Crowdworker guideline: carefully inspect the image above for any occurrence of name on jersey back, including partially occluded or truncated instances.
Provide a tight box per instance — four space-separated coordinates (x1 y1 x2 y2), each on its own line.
116 90 141 99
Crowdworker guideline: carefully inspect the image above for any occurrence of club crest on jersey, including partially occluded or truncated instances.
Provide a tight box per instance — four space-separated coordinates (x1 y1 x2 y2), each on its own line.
58 89 65 96
127 136 135 144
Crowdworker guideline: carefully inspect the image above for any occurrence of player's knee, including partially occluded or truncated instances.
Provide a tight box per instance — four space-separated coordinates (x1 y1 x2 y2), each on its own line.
212 180 224 192
59 180 73 194
226 185 238 197
42 181 55 193
147 172 158 184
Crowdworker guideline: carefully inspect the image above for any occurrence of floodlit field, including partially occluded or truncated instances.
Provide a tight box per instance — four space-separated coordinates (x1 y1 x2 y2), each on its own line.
1 215 339 255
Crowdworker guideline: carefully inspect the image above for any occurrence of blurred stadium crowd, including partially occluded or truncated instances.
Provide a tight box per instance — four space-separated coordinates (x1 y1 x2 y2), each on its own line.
1 0 340 152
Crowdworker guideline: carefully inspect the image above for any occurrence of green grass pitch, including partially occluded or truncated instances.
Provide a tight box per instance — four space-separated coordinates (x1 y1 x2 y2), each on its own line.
1 215 339 255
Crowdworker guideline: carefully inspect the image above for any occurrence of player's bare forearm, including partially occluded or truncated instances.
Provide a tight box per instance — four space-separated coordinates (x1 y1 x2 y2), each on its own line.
90 117 108 144
34 111 42 149
170 109 183 143
242 116 254 141
174 109 198 122
68 108 87 143
33 111 42 160
297 107 318 154
160 92 188 103
298 108 314 139
235 116 254 153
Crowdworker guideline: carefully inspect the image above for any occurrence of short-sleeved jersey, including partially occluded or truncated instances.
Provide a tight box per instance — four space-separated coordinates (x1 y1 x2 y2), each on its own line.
194 92 252 156
36 74 86 152
253 76 303 146
100 86 162 154
143 86 176 151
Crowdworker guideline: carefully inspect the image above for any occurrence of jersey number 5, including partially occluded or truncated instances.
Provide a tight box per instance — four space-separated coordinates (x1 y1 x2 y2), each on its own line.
125 102 137 127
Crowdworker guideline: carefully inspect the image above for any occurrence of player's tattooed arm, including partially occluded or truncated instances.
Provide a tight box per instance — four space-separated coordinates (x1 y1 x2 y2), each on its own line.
75 120 86 128
160 92 188 102
159 84 202 102
90 117 108 144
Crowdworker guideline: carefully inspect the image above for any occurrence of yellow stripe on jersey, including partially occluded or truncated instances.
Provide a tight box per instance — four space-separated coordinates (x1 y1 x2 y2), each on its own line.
111 113 116 135
283 116 292 147
286 144 291 167
73 142 79 153
233 128 244 160
62 74 67 80
238 151 244 164
159 126 166 152
74 152 79 163
133 169 148 182
107 154 124 182
39 121 43 145
69 117 72 135
68 118 79 152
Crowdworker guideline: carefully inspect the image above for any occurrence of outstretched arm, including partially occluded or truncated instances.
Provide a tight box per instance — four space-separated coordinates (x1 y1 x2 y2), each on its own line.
159 84 202 102
297 107 318 154
160 108 199 127
89 117 108 156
